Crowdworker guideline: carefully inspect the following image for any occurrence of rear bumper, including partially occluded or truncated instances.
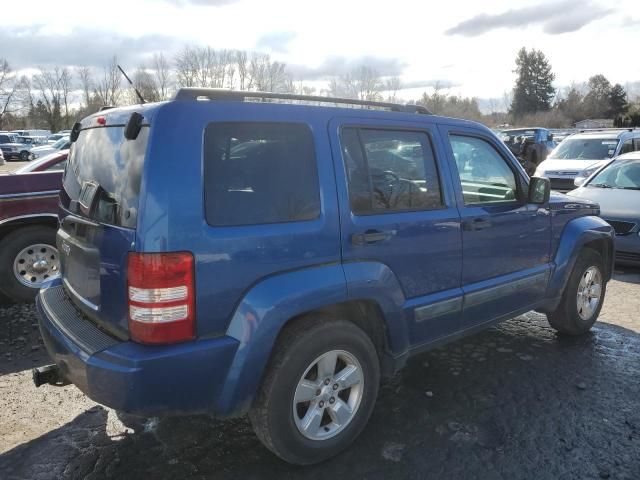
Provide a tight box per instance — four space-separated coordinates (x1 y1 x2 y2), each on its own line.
36 280 240 416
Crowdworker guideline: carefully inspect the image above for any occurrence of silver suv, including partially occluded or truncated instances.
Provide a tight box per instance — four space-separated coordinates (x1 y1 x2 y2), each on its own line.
535 129 640 192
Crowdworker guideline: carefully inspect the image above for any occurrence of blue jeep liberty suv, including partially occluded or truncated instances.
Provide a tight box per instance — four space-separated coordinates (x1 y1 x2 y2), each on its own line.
35 88 615 465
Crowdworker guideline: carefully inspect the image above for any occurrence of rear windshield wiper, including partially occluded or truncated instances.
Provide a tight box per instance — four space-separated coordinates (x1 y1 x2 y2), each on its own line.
590 183 613 188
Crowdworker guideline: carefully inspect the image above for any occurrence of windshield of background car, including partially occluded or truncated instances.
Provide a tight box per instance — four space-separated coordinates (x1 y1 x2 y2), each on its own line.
549 137 619 160
588 159 640 190
52 137 69 149
62 126 149 228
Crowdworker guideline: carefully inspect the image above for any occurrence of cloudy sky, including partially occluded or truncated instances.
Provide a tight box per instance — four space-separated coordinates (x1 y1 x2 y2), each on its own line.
3 0 639 102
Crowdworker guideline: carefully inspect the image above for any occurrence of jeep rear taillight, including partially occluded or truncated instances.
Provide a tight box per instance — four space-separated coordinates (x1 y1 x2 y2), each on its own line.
127 252 195 344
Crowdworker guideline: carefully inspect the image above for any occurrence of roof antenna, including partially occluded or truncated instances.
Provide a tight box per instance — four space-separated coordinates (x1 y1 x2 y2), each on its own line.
117 65 146 104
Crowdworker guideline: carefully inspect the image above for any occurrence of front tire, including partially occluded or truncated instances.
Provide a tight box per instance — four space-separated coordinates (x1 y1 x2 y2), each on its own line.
0 226 60 302
547 248 606 335
20 150 29 161
249 315 380 465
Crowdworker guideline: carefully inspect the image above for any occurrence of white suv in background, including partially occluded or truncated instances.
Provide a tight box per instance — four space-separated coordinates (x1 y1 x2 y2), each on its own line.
535 129 640 192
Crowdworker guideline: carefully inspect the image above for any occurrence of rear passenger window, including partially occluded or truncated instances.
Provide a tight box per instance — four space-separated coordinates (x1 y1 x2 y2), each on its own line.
204 123 320 226
341 128 443 215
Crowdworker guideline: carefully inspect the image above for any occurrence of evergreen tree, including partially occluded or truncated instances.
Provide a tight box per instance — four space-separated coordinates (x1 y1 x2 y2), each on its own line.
608 83 628 117
510 47 556 117
556 85 585 123
583 74 612 118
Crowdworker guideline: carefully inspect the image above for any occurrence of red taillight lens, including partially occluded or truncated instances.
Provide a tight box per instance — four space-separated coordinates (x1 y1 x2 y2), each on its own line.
127 252 195 344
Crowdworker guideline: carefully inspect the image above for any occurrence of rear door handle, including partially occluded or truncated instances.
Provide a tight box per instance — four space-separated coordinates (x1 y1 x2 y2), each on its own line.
463 218 492 231
351 229 397 246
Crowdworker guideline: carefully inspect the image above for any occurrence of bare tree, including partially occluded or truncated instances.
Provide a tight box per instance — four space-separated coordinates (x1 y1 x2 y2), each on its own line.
132 67 160 103
95 57 123 107
329 66 384 101
0 60 30 129
385 76 402 102
152 53 172 100
236 50 249 90
32 66 72 131
77 66 94 109
175 46 198 87
59 68 73 128
502 90 512 114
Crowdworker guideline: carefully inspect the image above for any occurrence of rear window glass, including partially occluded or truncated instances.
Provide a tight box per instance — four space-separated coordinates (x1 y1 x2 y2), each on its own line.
203 122 320 226
62 126 149 228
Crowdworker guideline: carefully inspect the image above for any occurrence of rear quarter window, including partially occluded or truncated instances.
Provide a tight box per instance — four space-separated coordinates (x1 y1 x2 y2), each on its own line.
203 122 321 226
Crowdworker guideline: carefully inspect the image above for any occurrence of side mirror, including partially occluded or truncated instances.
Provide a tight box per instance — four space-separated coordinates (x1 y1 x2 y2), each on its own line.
574 177 586 187
528 176 551 204
548 133 554 142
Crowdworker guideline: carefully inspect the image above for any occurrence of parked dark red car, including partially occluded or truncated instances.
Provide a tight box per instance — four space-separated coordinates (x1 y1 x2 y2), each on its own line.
0 151 67 301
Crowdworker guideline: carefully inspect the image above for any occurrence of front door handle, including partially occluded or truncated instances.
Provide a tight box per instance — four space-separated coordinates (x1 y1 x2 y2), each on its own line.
463 218 492 231
351 229 397 246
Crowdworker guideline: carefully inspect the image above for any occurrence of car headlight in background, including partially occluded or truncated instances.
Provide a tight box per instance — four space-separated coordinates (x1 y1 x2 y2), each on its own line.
576 165 600 180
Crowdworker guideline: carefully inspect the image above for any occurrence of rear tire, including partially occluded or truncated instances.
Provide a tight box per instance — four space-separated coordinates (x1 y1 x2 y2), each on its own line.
547 248 606 335
0 226 59 303
20 150 29 161
249 315 380 465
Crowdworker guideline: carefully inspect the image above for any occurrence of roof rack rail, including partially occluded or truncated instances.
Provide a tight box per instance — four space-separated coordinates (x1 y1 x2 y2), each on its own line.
578 127 638 133
173 88 432 115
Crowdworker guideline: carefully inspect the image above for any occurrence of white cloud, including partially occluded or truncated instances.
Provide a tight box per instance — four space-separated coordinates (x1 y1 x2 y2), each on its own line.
2 0 638 100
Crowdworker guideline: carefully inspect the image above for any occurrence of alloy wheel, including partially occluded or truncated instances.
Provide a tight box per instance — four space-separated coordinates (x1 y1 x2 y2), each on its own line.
292 350 364 441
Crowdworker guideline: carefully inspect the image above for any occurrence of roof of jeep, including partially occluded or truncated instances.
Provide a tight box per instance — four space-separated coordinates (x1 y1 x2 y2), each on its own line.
78 97 491 135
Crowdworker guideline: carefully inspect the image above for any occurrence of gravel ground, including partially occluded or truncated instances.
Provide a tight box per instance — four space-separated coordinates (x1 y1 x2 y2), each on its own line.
0 268 639 480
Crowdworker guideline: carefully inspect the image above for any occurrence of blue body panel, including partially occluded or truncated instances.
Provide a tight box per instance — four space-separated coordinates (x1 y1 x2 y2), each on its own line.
57 209 136 339
327 116 463 347
37 279 239 415
218 264 347 414
546 214 614 299
136 102 343 337
36 99 615 418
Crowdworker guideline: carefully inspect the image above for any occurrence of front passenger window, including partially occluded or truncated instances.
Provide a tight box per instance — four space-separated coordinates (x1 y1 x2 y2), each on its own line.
449 135 518 205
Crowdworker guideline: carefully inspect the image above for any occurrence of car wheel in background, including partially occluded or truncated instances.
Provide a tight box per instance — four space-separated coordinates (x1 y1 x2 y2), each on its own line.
547 248 606 335
20 150 30 161
249 315 380 465
0 226 60 302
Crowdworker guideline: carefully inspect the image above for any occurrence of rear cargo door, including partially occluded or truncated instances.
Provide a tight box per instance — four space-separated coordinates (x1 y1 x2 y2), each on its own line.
58 124 150 339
